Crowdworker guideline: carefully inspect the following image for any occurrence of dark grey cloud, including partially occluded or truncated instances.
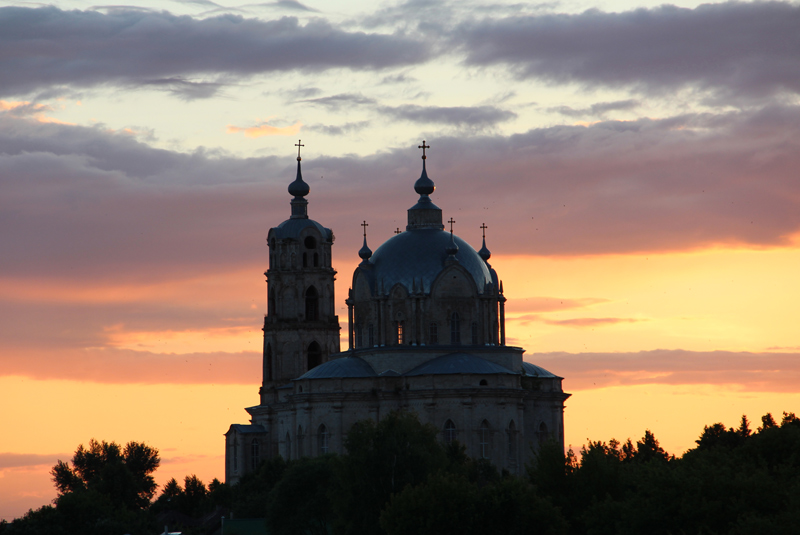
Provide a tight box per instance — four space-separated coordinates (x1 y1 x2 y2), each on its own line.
0 453 66 470
531 349 800 393
305 120 371 136
297 93 377 110
549 99 640 117
140 77 226 100
0 6 428 97
378 104 517 127
454 1 800 102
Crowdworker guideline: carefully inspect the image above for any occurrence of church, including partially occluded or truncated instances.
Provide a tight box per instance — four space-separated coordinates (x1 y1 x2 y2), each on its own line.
224 143 570 483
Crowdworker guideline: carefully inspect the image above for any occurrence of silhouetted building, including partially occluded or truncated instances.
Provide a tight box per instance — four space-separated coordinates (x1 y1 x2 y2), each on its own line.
224 144 569 483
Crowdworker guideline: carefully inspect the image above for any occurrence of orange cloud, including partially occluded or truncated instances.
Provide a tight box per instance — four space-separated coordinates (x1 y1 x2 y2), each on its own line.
226 120 302 138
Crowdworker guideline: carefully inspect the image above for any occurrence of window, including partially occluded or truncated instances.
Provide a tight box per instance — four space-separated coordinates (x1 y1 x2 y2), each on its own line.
479 379 488 386
266 344 273 381
450 312 460 345
313 252 319 267
307 342 322 370
507 421 517 466
305 286 319 320
297 426 304 457
304 236 317 249
479 420 491 459
302 252 308 267
368 324 374 347
396 321 404 345
471 322 478 345
284 433 291 459
251 439 260 470
443 420 456 443
356 324 363 348
268 290 276 316
319 424 329 454
537 422 550 444
232 438 238 473
429 323 438 344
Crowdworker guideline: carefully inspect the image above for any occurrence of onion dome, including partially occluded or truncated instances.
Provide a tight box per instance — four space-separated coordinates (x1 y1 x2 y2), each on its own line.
358 221 372 263
478 224 491 262
446 231 459 257
288 158 310 197
414 159 435 195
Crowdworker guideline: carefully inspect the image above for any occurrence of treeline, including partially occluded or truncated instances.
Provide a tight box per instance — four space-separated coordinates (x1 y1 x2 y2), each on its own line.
2 411 799 535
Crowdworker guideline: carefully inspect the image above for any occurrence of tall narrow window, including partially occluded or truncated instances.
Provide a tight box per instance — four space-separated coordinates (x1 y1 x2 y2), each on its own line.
537 422 550 444
443 420 456 443
356 324 363 348
313 252 319 267
368 324 374 347
268 289 276 317
302 252 308 267
251 439 260 470
233 438 238 473
479 420 490 459
284 433 291 460
429 323 438 345
319 424 329 454
507 421 517 467
396 321 404 345
450 312 460 345
471 322 478 345
297 426 304 457
307 341 322 370
266 344 273 381
305 286 319 320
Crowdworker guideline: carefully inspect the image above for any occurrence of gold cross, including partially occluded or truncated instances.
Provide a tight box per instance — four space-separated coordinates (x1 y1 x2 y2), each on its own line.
418 140 430 160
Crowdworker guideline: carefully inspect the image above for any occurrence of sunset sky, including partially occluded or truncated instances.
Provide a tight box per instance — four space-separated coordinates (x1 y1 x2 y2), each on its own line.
2 0 800 521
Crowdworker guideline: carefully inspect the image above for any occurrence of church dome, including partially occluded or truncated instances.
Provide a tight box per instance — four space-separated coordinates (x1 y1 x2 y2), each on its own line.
369 229 492 294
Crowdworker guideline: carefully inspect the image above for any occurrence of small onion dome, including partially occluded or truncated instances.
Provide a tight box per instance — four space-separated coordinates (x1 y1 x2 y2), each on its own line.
478 236 491 262
359 236 373 261
288 159 310 197
414 160 435 195
445 232 459 256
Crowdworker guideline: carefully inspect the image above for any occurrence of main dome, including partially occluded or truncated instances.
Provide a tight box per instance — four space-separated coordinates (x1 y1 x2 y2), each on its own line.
369 228 492 294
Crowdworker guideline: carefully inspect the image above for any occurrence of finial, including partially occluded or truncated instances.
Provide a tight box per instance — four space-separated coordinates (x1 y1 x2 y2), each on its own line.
446 217 459 256
478 223 491 262
288 142 310 218
295 139 304 161
414 140 435 196
418 140 430 160
359 220 372 261
395 228 401 235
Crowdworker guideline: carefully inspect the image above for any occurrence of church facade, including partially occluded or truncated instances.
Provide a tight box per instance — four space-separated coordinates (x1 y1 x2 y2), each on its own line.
224 145 570 483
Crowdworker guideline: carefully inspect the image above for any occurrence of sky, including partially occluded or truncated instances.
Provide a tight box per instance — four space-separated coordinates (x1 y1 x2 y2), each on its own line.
1 0 800 521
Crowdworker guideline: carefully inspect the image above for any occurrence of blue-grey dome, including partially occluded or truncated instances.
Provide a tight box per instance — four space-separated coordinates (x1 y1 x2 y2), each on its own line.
405 353 514 376
297 356 376 379
367 228 492 294
522 361 558 378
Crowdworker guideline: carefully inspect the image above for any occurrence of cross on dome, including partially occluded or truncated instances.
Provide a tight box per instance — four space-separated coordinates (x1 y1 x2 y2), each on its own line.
481 223 488 239
361 220 369 237
418 140 430 160
295 139 304 161
448 217 456 234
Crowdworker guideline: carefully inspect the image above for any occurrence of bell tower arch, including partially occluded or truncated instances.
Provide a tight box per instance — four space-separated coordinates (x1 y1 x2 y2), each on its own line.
261 144 339 402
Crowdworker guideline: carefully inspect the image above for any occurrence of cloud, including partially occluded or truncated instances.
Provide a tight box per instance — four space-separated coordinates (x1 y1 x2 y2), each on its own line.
512 316 644 328
506 297 609 313
297 93 377 110
227 120 303 137
0 453 65 470
548 99 640 118
378 104 517 127
530 349 800 393
0 6 428 98
140 77 226 100
453 1 800 102
305 121 371 136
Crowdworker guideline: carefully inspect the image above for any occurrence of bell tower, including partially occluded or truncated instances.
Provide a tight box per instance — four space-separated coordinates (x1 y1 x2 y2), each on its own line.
261 142 339 401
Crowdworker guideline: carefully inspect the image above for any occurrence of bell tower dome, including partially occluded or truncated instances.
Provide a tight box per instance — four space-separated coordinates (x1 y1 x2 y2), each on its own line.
261 142 340 400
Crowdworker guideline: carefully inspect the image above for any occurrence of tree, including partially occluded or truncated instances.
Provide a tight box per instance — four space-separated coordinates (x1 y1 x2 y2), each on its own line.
266 455 338 535
51 439 159 510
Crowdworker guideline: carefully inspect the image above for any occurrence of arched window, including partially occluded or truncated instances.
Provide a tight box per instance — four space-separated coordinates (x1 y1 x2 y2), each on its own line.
450 312 460 345
396 321 404 345
507 421 517 466
429 323 438 345
537 422 550 444
443 420 456 443
304 236 317 249
318 424 329 454
251 439 260 470
284 432 291 460
303 252 308 267
266 343 273 381
356 324 363 348
471 322 478 345
368 324 374 347
307 341 322 370
479 420 491 459
268 289 276 317
305 286 319 321
479 379 488 386
232 437 238 473
313 252 319 267
297 426 304 457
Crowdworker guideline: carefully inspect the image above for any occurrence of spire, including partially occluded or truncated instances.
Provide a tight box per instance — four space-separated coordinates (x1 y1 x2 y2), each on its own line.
358 220 372 263
478 223 491 262
414 140 435 195
407 140 444 231
289 140 310 219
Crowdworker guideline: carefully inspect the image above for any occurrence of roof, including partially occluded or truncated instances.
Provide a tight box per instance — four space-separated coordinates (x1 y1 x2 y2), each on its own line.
297 356 377 379
404 352 515 376
227 424 267 435
270 217 332 241
522 361 558 378
366 229 492 294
